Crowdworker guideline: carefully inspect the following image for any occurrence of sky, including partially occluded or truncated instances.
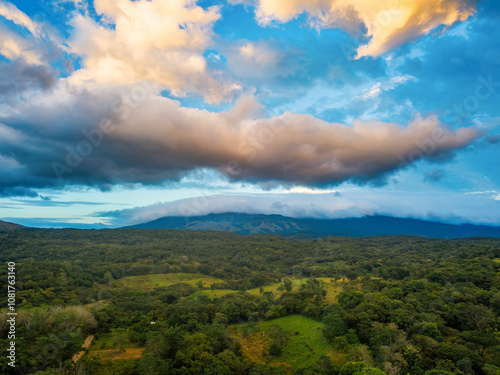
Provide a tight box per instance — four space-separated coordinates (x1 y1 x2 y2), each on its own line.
0 0 499 228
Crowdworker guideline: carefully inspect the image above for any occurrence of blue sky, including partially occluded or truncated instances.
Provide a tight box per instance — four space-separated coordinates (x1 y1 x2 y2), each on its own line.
0 0 499 228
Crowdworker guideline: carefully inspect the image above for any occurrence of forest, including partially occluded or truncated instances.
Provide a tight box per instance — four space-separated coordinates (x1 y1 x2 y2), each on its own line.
0 228 499 375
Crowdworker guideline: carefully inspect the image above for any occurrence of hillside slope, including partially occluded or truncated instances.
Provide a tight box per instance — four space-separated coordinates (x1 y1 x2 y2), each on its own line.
126 212 500 238
0 220 26 232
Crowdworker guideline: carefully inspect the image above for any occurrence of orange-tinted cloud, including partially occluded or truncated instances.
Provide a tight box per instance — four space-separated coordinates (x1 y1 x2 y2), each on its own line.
254 0 476 57
67 0 241 102
0 89 483 193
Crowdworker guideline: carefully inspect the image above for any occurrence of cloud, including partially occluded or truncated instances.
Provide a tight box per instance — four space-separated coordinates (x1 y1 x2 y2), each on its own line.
226 39 295 79
252 0 476 57
97 192 368 225
0 187 39 198
355 74 416 100
7 198 111 207
1 217 110 229
0 82 483 196
227 0 254 5
0 23 43 65
67 0 241 103
96 190 500 227
0 1 66 61
222 39 306 88
487 134 500 144
0 2 66 101
0 58 56 101
424 167 446 182
0 0 40 36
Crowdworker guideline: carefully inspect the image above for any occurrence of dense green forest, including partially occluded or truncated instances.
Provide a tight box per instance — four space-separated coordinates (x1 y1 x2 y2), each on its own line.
0 228 499 375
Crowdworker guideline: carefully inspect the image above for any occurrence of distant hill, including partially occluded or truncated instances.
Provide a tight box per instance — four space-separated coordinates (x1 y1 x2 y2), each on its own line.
0 220 26 232
126 212 500 238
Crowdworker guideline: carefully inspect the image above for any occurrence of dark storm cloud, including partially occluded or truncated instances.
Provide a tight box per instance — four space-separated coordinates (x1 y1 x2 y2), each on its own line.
0 58 56 101
9 198 111 207
0 186 39 198
0 84 484 196
487 135 500 144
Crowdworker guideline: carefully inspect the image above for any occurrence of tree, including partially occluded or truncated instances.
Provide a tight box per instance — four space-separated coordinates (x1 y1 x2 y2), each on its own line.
483 364 500 375
137 353 172 375
204 357 233 375
461 330 499 358
355 367 387 375
32 369 63 375
403 346 423 375
338 290 364 309
323 313 347 342
423 371 454 375
340 362 367 375
269 343 282 357
455 304 495 331
317 355 337 375
250 363 287 375
267 325 288 357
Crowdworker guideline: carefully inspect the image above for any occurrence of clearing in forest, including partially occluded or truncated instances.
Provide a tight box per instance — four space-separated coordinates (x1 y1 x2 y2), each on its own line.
230 315 340 372
112 273 224 291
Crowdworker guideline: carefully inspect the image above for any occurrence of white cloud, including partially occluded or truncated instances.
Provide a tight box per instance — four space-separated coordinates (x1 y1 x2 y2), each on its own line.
98 189 500 226
465 190 500 202
0 1 65 56
283 187 341 194
473 115 500 130
356 75 416 100
0 26 41 64
0 0 40 36
67 0 241 103
225 39 300 80
227 0 254 5
239 42 278 66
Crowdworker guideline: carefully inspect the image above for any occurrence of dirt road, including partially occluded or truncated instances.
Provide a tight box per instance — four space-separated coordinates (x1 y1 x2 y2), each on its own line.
72 334 94 363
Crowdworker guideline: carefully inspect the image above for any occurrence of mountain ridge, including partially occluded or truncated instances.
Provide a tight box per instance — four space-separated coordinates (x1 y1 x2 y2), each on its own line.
0 220 27 232
125 212 500 238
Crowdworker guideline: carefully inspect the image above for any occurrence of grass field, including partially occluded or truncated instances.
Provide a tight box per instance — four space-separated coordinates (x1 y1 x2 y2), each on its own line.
89 348 146 361
112 273 224 291
246 278 345 303
230 315 340 373
190 289 237 299
190 277 349 303
90 329 142 351
86 329 146 362
316 278 347 304
113 273 350 307
246 279 304 298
